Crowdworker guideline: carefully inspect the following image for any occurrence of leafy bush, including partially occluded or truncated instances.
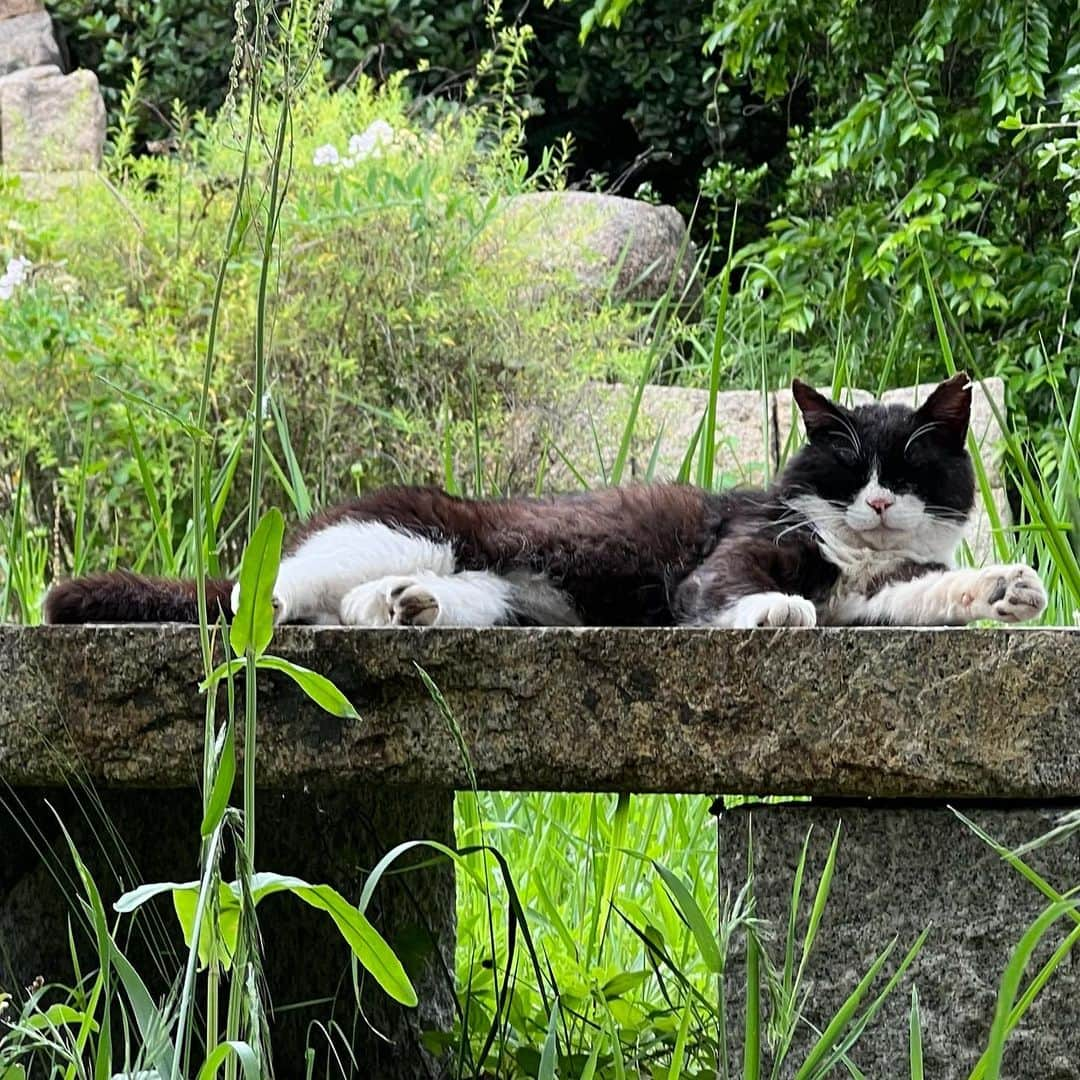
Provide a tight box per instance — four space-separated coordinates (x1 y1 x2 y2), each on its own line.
51 0 760 215
694 0 1080 433
0 70 641 607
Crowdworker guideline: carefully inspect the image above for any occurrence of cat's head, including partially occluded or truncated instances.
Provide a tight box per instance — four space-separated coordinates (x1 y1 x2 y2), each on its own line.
780 373 976 560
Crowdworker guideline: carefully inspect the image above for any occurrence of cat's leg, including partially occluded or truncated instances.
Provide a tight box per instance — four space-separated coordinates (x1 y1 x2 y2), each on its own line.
830 564 1047 626
673 544 819 628
231 521 456 624
701 592 819 629
339 570 516 628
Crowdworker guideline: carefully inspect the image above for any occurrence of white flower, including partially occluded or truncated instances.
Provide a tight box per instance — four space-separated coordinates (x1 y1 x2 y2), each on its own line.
348 120 395 161
312 143 340 167
0 255 31 301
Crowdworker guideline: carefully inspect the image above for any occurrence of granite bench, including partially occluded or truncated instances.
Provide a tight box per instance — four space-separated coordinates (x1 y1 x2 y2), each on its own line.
2 624 1078 1077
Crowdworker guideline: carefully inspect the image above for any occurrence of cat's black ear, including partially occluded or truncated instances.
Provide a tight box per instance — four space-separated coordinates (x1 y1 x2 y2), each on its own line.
792 380 851 441
914 372 971 447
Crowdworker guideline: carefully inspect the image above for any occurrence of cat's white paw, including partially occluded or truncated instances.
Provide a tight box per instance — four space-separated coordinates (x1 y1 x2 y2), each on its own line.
339 577 440 627
729 592 818 629
229 582 287 623
388 581 441 626
968 565 1047 623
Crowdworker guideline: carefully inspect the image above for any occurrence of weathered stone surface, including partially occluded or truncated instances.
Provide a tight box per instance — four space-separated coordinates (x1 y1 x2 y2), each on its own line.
1 784 455 1077
0 0 43 19
2 625 1078 797
0 68 106 170
0 61 59 86
496 191 699 303
0 10 59 76
718 803 1080 1079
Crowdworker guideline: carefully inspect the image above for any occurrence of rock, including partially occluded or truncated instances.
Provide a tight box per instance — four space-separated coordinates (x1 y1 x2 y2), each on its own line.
0 68 106 170
0 0 44 18
2 625 1078 797
496 191 700 304
0 62 60 87
513 382 773 489
0 10 59 76
719 803 1080 1079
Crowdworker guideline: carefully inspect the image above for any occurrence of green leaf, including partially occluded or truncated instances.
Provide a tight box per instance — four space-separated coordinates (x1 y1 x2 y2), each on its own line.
26 1004 99 1032
229 507 284 658
246 872 417 1006
199 658 244 692
538 997 560 1080
201 722 236 836
196 1039 261 1080
982 899 1079 1079
910 986 924 1080
173 883 241 971
257 655 359 718
667 997 692 1080
653 861 723 973
601 970 649 1000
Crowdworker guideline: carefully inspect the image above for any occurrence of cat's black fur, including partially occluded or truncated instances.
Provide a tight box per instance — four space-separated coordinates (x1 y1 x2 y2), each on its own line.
45 374 977 626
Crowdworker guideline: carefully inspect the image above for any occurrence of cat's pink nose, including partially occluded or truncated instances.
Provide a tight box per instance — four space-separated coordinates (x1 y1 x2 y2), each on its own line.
866 495 894 515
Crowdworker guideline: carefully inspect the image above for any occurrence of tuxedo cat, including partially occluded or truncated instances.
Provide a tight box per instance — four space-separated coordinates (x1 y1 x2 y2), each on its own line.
45 373 1047 629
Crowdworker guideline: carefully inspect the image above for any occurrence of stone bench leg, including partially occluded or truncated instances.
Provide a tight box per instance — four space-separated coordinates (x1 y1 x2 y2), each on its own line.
0 784 455 1078
716 802 1080 1079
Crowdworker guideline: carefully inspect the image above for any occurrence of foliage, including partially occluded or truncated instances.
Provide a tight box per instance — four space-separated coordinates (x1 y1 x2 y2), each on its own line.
693 0 1080 441
0 69 642 620
51 0 756 213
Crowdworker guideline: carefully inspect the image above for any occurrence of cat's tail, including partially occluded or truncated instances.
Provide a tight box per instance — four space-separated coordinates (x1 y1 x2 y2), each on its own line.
44 570 234 625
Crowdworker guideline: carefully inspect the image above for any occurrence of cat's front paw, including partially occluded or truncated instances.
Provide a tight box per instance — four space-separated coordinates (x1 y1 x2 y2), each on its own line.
730 592 818 629
969 565 1047 623
229 582 287 624
340 577 440 627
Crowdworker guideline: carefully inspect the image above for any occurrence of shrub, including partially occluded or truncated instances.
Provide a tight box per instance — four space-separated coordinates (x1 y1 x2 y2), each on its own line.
0 72 642 605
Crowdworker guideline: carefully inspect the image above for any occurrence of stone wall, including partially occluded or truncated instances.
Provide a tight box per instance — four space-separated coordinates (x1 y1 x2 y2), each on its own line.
0 0 105 172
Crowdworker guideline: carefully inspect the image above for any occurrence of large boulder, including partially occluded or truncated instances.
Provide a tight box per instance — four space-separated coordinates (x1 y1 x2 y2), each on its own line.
496 191 700 304
0 68 106 170
0 0 45 18
0 10 60 76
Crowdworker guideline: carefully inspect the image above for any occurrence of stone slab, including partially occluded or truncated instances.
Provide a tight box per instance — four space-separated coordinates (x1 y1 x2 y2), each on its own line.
0 10 59 76
717 803 1080 1078
495 191 700 304
2 625 1078 797
0 0 44 19
0 68 105 170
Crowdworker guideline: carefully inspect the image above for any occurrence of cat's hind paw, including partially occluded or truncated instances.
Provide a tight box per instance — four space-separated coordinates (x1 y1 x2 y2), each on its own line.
969 565 1047 623
727 592 818 629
